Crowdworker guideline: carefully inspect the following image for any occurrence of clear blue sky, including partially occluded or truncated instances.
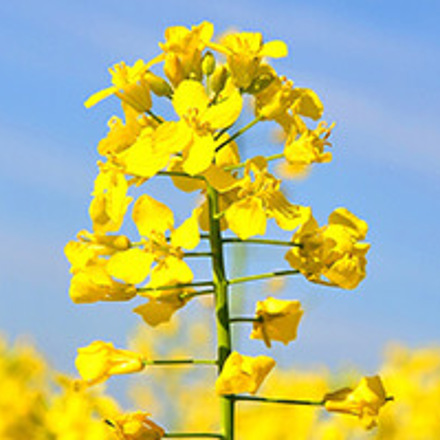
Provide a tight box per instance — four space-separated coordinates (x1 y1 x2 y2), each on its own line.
1 0 439 385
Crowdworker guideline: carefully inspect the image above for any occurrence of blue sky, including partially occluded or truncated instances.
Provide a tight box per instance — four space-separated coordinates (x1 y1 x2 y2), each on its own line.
1 0 439 389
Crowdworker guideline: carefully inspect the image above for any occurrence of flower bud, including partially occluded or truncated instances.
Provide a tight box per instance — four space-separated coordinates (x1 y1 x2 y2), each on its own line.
202 51 216 76
210 65 228 95
145 71 173 97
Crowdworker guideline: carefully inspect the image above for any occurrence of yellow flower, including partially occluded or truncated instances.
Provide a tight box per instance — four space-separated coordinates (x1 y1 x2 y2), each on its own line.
209 32 288 89
324 376 388 429
170 79 242 175
106 195 198 289
150 21 214 86
224 156 309 239
215 352 276 395
109 412 165 440
285 207 370 289
89 163 133 233
283 121 334 175
85 60 152 112
75 341 146 386
97 104 149 158
69 262 137 303
133 289 190 327
250 297 304 348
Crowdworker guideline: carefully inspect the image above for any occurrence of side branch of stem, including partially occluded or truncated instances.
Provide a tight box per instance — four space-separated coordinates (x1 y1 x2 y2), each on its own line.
228 269 300 285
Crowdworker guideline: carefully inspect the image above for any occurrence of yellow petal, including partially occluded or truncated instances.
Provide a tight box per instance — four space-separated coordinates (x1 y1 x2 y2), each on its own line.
291 88 324 120
203 85 243 130
328 208 368 240
173 80 209 117
148 256 193 288
182 134 215 175
132 195 174 237
107 248 154 284
134 300 183 327
202 164 239 193
260 40 288 58
171 211 200 250
84 86 117 108
168 157 206 192
225 197 266 239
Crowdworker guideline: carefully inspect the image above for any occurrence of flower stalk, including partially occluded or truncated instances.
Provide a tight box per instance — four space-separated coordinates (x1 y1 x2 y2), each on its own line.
206 182 234 440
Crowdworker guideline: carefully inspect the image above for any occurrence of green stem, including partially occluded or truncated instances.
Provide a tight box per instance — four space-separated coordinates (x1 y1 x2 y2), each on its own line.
233 395 325 406
229 317 262 323
157 171 206 180
206 183 234 440
215 117 262 153
146 109 164 124
164 434 224 439
222 237 301 247
144 359 218 366
179 289 215 301
184 252 213 258
137 281 214 293
223 152 284 171
228 269 300 285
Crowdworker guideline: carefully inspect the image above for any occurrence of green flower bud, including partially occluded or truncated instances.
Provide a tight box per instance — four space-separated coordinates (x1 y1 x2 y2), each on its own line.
202 51 216 76
211 65 229 95
144 71 173 97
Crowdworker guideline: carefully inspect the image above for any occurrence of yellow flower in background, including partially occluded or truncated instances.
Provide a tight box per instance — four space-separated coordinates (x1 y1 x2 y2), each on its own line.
209 32 288 89
215 352 276 395
285 207 370 289
85 60 152 112
250 297 304 348
109 412 165 440
89 163 133 233
324 376 388 429
75 341 146 386
151 21 214 86
225 156 309 239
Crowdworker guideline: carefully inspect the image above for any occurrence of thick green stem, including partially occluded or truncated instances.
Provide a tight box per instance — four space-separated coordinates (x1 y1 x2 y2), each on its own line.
206 184 234 440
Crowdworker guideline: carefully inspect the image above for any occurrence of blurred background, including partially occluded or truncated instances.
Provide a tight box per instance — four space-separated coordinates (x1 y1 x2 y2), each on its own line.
1 0 439 412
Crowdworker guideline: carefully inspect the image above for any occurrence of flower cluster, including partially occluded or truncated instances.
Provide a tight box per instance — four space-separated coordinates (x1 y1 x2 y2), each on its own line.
64 20 385 438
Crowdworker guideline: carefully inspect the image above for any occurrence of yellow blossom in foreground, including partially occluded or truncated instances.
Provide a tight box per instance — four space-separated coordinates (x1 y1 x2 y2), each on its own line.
215 352 276 395
250 297 304 348
225 156 309 239
285 207 370 289
209 32 288 89
109 412 165 440
324 376 388 429
76 341 146 386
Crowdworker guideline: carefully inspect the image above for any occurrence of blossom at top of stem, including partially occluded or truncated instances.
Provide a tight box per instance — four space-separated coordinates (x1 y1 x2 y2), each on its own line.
324 375 389 430
215 351 276 395
75 341 146 386
150 21 214 86
209 31 288 89
250 297 304 348
285 207 370 289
